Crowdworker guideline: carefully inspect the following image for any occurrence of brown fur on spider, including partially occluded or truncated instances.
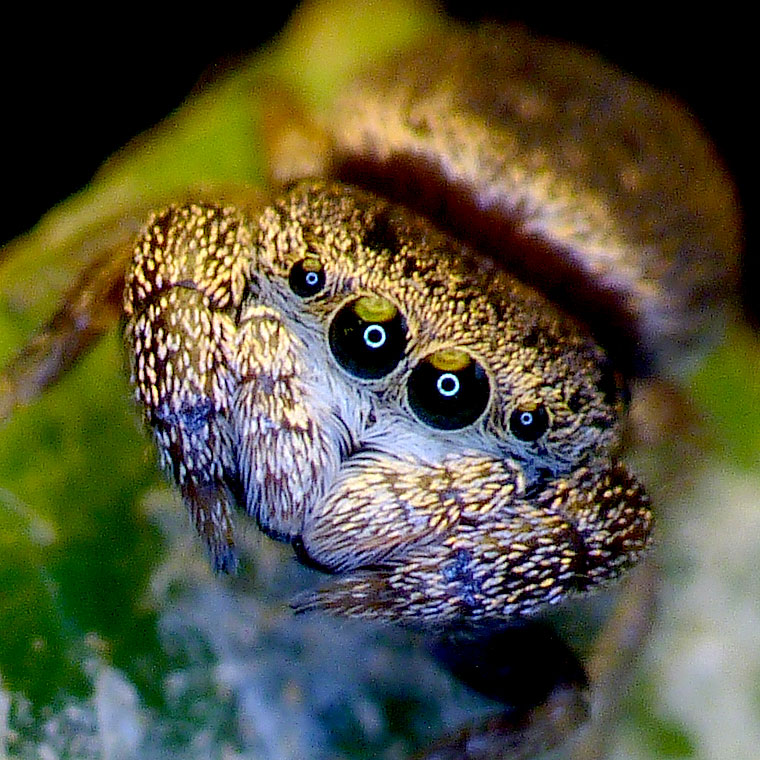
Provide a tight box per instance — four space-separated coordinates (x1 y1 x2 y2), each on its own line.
0 21 740 760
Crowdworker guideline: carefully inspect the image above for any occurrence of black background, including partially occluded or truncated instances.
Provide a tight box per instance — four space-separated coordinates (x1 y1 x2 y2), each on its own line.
1 5 752 320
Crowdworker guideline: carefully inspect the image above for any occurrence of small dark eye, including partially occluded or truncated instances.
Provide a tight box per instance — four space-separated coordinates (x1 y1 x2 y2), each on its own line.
596 357 629 408
329 295 406 379
408 349 490 430
289 257 326 297
509 404 550 442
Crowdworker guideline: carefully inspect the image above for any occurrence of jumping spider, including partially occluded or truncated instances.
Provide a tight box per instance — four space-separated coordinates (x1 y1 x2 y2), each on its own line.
0 9 741 760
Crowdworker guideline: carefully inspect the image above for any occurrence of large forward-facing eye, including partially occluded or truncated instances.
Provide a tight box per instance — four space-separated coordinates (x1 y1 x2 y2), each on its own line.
408 348 490 430
289 257 326 297
329 295 407 379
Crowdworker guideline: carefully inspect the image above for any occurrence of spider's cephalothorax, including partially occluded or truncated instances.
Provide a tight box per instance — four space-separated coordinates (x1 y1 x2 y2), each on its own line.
124 180 651 626
114 22 741 754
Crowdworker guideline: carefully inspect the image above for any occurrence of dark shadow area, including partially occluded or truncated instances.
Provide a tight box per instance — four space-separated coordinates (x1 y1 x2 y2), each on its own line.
1 7 752 318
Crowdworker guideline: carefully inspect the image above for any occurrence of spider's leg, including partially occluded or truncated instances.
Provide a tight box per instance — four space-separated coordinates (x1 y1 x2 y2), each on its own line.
0 221 136 423
0 187 265 424
296 457 652 624
123 202 256 572
568 557 657 760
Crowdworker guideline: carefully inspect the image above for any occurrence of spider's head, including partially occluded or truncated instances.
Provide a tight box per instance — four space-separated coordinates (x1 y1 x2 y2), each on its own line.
237 181 650 625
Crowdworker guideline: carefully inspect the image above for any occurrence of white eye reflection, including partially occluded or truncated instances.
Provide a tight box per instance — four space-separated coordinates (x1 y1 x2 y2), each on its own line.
363 324 387 349
305 271 320 287
437 372 460 397
519 411 534 426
